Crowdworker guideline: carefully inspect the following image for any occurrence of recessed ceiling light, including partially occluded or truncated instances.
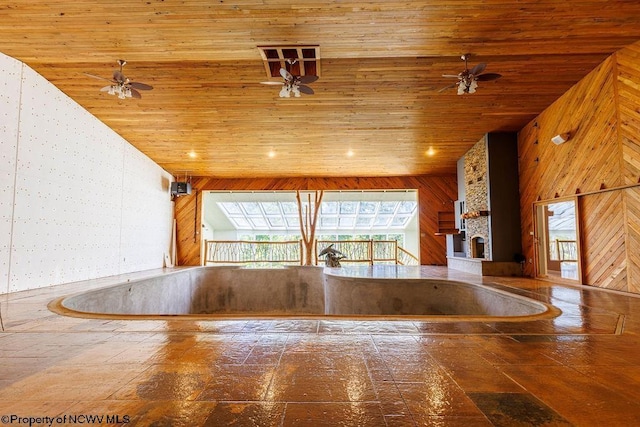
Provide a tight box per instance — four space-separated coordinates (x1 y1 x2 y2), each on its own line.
426 147 436 156
268 150 276 158
188 151 197 158
347 150 354 157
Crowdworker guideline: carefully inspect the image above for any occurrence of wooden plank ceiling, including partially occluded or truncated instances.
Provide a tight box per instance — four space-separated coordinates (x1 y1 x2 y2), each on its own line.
1 0 640 178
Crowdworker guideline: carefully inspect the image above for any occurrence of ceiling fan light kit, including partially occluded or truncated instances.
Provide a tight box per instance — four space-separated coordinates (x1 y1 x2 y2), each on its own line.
85 59 153 100
101 83 133 99
441 53 502 95
262 65 318 98
458 79 478 95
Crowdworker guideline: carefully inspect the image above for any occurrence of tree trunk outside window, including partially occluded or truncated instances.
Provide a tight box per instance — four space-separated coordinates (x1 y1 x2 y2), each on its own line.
296 190 324 265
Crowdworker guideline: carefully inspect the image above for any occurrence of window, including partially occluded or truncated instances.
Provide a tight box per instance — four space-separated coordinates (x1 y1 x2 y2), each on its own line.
218 199 417 232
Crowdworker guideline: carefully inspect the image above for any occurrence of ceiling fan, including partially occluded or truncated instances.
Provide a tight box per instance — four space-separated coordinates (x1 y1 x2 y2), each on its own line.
440 54 502 95
261 60 318 98
84 59 153 99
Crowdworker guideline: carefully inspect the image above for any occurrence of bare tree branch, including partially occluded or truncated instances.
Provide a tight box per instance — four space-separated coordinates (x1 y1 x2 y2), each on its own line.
296 190 324 265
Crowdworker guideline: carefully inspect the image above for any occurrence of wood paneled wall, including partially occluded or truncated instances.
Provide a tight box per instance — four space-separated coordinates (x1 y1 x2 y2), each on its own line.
624 187 640 294
174 175 457 267
578 191 627 290
617 42 640 185
518 40 640 293
617 43 640 294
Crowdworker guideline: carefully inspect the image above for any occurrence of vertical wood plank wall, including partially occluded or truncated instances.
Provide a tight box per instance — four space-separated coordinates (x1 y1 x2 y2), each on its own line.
174 175 457 267
518 41 640 293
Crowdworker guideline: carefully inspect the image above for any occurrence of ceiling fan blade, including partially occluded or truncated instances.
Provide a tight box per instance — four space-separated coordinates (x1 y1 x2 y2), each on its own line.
298 85 314 95
438 82 458 93
469 62 487 76
476 73 502 81
280 67 293 81
130 88 142 99
260 81 284 85
442 74 461 78
84 72 113 82
129 82 153 90
297 75 318 84
99 85 112 92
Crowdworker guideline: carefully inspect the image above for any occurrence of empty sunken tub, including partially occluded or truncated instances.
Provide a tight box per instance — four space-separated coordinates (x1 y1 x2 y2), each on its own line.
49 266 559 321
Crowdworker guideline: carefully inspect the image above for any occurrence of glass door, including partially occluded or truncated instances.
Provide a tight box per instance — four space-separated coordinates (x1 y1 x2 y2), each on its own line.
535 199 580 281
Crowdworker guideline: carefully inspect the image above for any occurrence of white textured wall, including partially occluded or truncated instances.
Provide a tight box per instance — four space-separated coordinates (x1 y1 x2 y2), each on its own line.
0 56 21 290
0 53 174 293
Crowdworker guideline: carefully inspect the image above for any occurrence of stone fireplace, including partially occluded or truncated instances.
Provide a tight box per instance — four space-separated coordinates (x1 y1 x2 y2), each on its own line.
471 235 485 259
463 137 491 259
446 132 523 276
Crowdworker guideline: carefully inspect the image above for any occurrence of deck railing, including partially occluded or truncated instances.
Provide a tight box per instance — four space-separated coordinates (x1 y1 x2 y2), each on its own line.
204 240 302 265
315 240 373 265
314 240 419 265
204 239 420 266
550 239 578 262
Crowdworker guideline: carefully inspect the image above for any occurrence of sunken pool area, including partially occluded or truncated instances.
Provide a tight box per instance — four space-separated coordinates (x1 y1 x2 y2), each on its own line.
50 265 558 321
5 265 639 426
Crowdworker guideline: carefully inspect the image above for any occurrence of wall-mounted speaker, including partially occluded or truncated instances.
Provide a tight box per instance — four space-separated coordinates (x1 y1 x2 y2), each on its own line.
171 182 192 196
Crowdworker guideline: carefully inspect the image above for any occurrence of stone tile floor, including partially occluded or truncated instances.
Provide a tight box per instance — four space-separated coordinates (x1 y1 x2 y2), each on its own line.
1 266 640 426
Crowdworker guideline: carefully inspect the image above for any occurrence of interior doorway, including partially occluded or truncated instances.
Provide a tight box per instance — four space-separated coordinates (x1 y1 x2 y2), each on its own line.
534 199 580 281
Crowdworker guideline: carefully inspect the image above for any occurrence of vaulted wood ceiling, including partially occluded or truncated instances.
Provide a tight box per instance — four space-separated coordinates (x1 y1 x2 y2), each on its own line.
2 1 640 178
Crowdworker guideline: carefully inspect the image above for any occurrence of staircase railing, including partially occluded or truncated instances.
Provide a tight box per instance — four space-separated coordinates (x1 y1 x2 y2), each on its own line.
397 246 420 265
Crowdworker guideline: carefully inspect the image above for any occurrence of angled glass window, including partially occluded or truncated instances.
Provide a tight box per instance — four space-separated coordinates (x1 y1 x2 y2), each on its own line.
212 191 418 233
391 216 410 226
374 216 391 226
285 217 300 227
356 217 373 227
220 202 242 215
262 202 281 215
339 202 357 215
322 202 339 214
359 202 377 214
242 202 261 215
339 217 355 227
322 217 338 227
230 217 251 228
250 217 268 228
281 202 298 215
379 202 397 214
267 217 285 227
399 201 417 214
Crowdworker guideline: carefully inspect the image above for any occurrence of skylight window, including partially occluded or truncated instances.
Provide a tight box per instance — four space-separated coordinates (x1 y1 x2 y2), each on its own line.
262 202 281 215
357 217 373 227
281 202 298 214
268 217 285 227
322 202 338 214
243 202 261 215
230 217 251 228
216 197 417 232
224 202 242 214
340 202 357 215
359 202 376 214
379 202 397 214
250 217 268 228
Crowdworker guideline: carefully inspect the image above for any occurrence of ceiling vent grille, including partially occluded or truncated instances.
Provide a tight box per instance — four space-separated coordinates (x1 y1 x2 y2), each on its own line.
258 45 321 79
